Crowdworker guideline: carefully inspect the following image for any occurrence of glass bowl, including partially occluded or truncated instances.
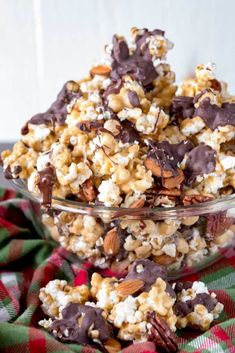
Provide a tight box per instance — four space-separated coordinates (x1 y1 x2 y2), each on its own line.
12 179 235 279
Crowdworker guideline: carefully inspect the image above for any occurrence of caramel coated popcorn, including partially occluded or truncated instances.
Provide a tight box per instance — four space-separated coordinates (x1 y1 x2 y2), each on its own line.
2 27 235 274
39 260 223 351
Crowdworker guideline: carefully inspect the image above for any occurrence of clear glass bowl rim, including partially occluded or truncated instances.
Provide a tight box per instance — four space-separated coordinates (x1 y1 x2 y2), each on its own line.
12 179 235 220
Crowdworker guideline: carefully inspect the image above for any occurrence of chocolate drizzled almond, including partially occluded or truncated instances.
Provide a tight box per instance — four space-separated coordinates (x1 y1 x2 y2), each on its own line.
145 140 194 178
37 163 56 208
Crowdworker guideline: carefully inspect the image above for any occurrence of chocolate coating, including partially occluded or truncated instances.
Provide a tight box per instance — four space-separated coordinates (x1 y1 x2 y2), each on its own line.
147 140 194 176
110 34 157 89
128 90 141 107
171 96 195 118
194 98 235 130
125 259 175 297
174 293 217 317
37 163 56 208
51 303 112 347
27 81 80 128
116 120 141 143
185 144 216 183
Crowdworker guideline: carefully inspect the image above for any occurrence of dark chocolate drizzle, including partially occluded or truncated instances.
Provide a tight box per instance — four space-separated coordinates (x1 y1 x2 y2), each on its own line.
37 163 56 208
51 303 112 349
194 98 235 130
170 96 195 118
22 81 80 134
174 293 217 317
147 140 194 177
125 259 175 298
185 143 216 183
116 120 141 144
127 90 141 107
109 31 158 89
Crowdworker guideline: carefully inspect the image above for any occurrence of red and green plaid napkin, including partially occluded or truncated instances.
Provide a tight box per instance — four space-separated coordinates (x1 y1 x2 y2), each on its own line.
0 187 234 353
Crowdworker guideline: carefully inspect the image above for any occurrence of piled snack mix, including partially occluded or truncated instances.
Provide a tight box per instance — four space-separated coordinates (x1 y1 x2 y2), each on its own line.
1 28 234 350
39 260 223 352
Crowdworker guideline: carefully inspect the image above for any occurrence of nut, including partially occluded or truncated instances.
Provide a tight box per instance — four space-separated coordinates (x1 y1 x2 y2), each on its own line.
104 337 122 353
153 254 176 265
81 178 97 202
129 199 145 208
162 169 184 189
147 311 178 353
159 188 181 196
181 216 199 226
116 279 145 296
145 158 173 178
103 228 120 255
182 194 214 205
90 65 111 76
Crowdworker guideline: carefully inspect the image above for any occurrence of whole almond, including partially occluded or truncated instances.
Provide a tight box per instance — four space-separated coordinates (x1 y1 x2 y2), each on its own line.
145 158 173 178
116 279 144 296
129 199 145 208
103 228 120 255
90 65 111 76
162 169 185 189
104 338 122 353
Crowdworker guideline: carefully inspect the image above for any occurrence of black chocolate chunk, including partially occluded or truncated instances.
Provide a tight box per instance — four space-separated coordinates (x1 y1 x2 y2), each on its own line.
51 303 112 347
174 293 217 317
27 81 80 128
110 34 158 89
127 90 141 107
174 281 193 294
147 140 194 176
116 120 141 144
194 98 235 130
185 143 216 183
170 96 195 118
125 259 167 291
4 165 13 179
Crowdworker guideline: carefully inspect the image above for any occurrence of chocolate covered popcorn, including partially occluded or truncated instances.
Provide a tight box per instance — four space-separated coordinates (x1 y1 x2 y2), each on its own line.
1 27 235 274
39 260 223 352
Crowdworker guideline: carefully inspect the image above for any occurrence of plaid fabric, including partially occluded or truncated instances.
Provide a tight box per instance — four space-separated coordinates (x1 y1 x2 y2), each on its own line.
0 187 234 353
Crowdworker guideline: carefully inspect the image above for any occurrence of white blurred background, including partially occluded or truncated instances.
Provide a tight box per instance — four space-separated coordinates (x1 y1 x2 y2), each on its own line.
1 0 235 141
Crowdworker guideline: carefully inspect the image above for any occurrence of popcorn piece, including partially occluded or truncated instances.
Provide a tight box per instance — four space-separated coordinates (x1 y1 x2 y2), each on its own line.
173 281 224 330
39 279 90 318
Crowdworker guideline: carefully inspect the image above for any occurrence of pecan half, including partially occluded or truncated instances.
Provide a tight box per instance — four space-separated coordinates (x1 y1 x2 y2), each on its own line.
162 169 185 189
206 211 234 240
129 199 145 208
147 311 178 353
182 194 214 206
81 179 97 202
159 188 181 197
